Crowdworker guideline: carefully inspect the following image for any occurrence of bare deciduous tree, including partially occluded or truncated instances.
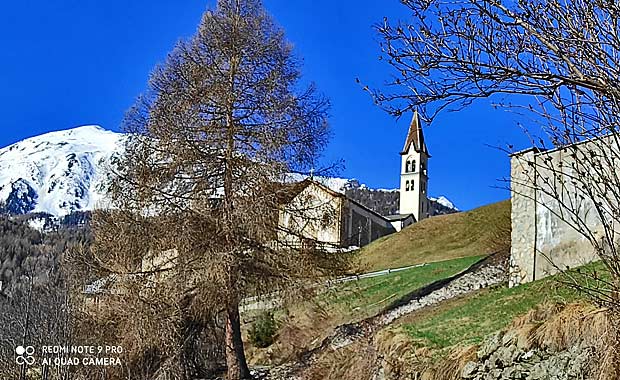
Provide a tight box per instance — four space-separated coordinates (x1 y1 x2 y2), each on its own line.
89 1 349 379
370 0 620 376
0 228 79 380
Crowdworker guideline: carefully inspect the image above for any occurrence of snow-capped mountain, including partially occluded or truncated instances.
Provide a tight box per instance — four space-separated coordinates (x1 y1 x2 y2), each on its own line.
0 125 124 216
429 196 458 211
0 125 457 217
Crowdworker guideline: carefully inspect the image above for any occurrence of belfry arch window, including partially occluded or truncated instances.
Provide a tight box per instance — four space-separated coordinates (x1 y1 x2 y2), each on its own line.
406 157 416 173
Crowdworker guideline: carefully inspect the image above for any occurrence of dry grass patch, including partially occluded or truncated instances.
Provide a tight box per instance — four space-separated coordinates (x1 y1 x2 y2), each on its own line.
245 302 332 366
357 200 510 272
302 339 379 380
510 302 609 352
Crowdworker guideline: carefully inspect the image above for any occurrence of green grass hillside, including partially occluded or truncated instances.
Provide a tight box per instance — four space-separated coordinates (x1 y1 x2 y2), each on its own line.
325 255 483 323
247 255 485 365
358 200 510 271
399 273 584 349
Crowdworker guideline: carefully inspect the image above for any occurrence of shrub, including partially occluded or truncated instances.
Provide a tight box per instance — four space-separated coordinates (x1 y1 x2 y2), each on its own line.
249 311 278 348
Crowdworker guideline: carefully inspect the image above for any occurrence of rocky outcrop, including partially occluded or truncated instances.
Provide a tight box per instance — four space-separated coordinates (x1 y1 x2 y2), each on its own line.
3 179 37 214
455 301 610 380
462 330 596 380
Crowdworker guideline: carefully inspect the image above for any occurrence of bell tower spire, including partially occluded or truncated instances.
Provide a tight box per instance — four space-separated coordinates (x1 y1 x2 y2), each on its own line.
399 111 430 221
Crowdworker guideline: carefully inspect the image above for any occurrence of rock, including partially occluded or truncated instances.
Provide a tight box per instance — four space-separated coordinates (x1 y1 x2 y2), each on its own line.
526 363 548 380
502 330 518 346
478 332 504 360
483 368 503 380
494 345 519 368
501 364 529 379
459 328 595 380
462 361 480 378
567 346 593 376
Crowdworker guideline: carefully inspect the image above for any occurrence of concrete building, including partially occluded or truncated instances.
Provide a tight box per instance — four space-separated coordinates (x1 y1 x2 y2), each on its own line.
509 140 607 287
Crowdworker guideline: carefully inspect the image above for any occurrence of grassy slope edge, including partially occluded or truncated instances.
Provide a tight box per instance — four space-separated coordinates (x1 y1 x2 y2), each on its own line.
357 200 510 272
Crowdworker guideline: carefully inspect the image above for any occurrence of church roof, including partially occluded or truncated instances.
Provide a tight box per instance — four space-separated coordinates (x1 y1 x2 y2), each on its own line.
275 180 314 204
385 213 416 222
400 111 430 156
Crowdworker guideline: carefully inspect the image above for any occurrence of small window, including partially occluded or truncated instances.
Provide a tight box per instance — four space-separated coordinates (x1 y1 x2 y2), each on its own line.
406 157 416 173
410 180 414 191
405 180 410 191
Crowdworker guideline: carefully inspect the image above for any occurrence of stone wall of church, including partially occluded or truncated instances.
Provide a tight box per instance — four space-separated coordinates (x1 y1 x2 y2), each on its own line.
343 201 396 247
278 184 344 248
279 182 397 250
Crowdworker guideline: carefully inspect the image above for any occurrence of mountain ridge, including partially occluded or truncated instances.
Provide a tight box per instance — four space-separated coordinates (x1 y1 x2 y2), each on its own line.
0 126 457 217
0 125 124 216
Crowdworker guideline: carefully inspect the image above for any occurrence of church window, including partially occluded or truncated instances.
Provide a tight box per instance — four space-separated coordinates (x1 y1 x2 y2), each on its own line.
406 157 416 173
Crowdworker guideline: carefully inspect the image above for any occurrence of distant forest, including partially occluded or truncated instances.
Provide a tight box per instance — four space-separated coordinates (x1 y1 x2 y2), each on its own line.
0 211 92 295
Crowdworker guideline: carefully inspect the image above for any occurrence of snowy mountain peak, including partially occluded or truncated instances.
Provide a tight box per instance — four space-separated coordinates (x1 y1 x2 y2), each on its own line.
0 126 125 216
429 196 458 211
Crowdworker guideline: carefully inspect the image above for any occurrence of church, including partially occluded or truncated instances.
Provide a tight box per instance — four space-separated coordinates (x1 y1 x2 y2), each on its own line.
278 112 431 248
387 111 431 231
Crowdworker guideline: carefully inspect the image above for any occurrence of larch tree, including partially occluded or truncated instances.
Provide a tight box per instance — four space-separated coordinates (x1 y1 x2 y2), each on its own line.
89 1 348 379
370 0 620 376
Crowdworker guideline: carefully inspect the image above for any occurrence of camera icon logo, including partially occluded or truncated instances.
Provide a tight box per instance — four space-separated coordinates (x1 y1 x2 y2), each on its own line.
15 346 35 365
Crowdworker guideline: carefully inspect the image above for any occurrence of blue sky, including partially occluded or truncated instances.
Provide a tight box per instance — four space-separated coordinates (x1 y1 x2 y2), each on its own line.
0 1 532 210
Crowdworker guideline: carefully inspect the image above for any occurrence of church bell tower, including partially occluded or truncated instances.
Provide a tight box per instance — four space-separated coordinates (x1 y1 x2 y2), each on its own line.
399 111 430 221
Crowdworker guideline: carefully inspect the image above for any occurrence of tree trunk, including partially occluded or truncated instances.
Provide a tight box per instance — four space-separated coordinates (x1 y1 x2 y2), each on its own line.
225 302 251 380
607 280 620 380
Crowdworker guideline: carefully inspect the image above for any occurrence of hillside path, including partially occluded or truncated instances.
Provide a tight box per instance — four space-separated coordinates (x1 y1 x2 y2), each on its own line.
253 253 509 380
